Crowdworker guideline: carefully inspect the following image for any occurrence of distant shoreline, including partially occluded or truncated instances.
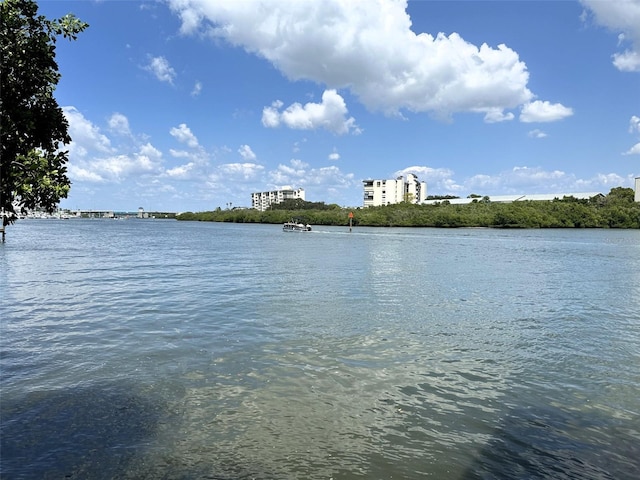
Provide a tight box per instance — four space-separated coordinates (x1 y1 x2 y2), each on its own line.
176 190 640 229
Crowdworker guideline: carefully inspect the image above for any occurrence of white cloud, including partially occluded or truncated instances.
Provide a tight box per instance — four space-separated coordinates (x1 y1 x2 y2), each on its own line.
191 81 203 96
483 109 515 123
238 144 256 161
504 166 567 185
144 55 177 84
589 172 634 189
328 150 340 161
86 154 154 182
623 142 640 155
165 136 210 179
108 113 132 136
290 158 308 170
165 162 197 179
169 149 192 159
612 50 640 72
168 0 555 121
262 100 283 128
624 115 640 154
67 165 106 183
170 123 199 148
217 163 264 180
267 159 355 193
134 143 163 172
62 106 167 184
520 100 573 123
262 90 360 135
580 0 640 72
63 106 113 158
528 129 548 139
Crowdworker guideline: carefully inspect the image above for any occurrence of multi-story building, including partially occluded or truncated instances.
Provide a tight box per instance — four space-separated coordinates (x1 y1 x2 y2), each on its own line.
635 177 640 203
362 173 427 207
251 187 306 211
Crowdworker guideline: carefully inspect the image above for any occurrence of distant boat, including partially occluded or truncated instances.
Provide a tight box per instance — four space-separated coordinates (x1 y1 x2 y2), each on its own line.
283 220 312 232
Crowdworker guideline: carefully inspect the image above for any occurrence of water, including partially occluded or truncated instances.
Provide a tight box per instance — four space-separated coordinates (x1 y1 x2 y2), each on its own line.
1 219 639 479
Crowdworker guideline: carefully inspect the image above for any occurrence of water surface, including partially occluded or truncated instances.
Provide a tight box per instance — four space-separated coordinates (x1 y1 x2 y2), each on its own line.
1 220 639 479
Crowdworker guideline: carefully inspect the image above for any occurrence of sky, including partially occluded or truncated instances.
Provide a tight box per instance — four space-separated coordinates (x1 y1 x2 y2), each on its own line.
37 0 640 212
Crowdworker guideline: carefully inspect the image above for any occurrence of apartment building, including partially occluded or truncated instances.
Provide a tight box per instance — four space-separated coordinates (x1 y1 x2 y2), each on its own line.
363 173 427 207
251 187 306 211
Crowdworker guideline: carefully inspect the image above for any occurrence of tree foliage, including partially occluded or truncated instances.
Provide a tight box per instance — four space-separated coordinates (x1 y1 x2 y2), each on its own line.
177 189 640 229
0 0 87 226
267 199 341 211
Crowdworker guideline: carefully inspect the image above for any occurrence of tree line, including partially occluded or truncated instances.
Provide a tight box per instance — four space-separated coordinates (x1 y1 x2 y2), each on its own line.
177 187 640 229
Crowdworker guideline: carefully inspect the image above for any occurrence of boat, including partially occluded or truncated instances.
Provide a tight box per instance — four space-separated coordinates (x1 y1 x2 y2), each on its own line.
283 220 312 232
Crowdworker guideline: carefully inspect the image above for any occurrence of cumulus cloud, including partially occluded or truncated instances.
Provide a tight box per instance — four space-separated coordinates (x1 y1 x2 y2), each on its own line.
72 146 162 183
170 123 199 148
144 55 177 84
167 0 569 121
520 100 573 123
483 109 515 124
613 50 640 72
238 144 256 161
108 113 132 136
624 143 640 155
67 165 105 183
262 100 283 128
328 150 340 161
268 159 355 191
262 90 361 135
165 162 197 179
165 125 210 180
63 106 113 161
61 106 169 186
580 0 640 72
217 163 264 180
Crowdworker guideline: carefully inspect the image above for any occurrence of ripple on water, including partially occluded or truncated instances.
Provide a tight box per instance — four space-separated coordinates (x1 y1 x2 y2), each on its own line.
1 222 639 478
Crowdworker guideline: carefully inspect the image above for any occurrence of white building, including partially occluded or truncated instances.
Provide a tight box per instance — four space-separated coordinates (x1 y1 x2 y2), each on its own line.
251 187 306 211
635 177 640 203
362 173 427 207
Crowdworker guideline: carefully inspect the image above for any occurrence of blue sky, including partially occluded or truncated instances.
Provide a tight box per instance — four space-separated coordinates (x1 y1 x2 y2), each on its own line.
39 0 640 212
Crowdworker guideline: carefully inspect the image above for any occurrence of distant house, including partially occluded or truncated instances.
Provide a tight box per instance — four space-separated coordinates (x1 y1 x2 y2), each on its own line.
635 177 640 203
363 173 427 207
251 187 305 211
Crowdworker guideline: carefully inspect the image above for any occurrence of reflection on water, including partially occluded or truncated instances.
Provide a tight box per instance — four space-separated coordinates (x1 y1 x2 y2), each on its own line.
1 221 639 478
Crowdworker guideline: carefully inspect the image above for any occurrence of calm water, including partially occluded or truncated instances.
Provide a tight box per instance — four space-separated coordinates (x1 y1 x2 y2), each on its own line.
1 219 639 479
